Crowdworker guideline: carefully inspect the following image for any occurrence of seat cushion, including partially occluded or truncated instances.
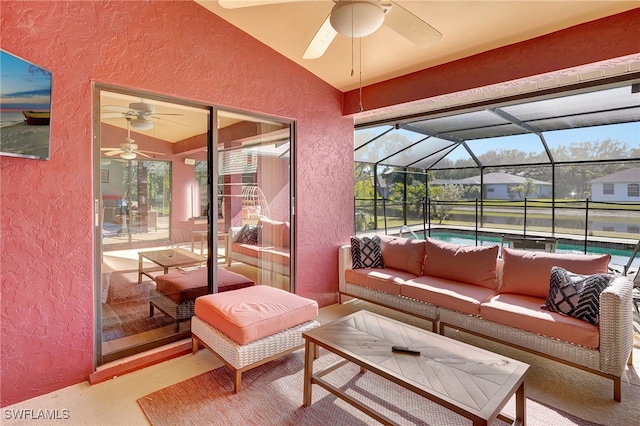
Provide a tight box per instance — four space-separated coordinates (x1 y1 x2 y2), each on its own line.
156 267 255 304
480 293 599 348
403 275 496 315
345 267 417 295
194 286 318 345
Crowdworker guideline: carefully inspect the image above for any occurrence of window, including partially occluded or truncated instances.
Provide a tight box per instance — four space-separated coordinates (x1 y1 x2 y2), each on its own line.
603 183 614 195
628 184 639 197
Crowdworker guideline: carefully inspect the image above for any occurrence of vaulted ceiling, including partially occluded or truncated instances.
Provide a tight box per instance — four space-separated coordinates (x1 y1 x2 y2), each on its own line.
195 1 638 92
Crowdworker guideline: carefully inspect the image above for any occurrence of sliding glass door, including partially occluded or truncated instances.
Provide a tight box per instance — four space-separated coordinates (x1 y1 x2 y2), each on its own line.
216 109 293 292
94 87 294 365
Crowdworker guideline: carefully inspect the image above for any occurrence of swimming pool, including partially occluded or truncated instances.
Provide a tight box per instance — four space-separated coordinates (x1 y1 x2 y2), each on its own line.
423 231 639 272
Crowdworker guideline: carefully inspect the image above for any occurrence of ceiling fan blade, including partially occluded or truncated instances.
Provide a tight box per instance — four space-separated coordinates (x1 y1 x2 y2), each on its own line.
303 15 337 60
218 0 300 9
102 150 123 157
101 105 130 113
150 116 190 127
134 151 152 158
384 2 442 48
137 150 166 156
101 112 126 119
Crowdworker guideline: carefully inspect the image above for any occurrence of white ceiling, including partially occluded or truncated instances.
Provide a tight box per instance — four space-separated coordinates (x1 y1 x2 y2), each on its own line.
195 0 639 91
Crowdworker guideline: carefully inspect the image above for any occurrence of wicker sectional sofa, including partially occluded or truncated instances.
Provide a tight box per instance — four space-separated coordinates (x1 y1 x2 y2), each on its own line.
338 235 635 401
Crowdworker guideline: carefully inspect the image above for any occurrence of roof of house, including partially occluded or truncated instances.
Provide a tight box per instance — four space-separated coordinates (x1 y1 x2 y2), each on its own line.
590 167 640 183
433 172 551 186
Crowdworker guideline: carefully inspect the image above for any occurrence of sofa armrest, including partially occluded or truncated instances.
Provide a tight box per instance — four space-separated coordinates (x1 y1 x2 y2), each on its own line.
599 275 634 373
338 245 352 293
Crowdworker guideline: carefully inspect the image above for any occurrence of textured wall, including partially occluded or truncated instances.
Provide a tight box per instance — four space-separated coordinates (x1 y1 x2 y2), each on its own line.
0 0 353 406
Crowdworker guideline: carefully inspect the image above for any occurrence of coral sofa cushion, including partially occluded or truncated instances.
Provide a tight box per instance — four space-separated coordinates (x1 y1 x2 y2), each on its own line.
345 267 417 295
194 286 318 345
500 248 611 298
155 267 255 304
422 238 499 289
480 293 599 348
380 235 426 276
259 218 286 247
403 275 496 315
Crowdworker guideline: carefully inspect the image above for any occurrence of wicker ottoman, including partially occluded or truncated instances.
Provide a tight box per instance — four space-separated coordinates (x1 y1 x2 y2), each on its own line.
150 267 255 331
191 285 320 392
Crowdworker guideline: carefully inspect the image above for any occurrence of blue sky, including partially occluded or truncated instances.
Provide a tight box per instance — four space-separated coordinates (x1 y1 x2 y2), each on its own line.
449 122 640 161
0 50 51 111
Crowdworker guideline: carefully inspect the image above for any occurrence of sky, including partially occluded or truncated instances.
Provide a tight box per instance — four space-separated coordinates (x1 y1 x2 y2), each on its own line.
0 50 52 111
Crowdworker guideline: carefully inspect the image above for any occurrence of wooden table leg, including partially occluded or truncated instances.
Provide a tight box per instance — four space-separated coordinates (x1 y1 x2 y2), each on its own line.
303 339 314 407
515 381 526 426
138 254 143 284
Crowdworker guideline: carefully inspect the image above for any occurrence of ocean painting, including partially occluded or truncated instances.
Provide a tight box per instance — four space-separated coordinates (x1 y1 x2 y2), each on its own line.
0 49 52 160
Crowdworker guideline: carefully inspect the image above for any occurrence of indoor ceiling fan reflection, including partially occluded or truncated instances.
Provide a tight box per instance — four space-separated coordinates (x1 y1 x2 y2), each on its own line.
101 98 187 131
100 118 165 160
217 0 442 59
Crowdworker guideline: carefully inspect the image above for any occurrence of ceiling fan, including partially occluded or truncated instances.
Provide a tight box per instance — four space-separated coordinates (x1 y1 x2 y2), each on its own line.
100 118 165 160
217 0 442 59
101 98 185 131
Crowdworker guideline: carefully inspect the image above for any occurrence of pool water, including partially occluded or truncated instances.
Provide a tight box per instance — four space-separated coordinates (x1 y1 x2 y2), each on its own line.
424 232 639 271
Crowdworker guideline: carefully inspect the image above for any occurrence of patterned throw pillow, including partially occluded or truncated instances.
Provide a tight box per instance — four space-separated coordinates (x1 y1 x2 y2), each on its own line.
236 224 261 245
351 236 384 269
542 266 612 325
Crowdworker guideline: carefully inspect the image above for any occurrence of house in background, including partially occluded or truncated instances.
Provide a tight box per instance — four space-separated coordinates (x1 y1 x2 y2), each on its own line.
590 167 640 202
433 172 553 200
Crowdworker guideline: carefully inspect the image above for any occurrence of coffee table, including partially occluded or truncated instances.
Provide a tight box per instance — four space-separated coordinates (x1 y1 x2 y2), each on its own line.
138 248 206 284
302 310 529 426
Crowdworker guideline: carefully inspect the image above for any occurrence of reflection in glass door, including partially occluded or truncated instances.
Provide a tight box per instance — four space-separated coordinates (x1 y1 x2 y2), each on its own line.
95 87 211 364
217 110 293 292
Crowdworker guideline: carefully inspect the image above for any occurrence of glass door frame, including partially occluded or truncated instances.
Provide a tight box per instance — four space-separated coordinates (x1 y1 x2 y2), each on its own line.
93 85 295 368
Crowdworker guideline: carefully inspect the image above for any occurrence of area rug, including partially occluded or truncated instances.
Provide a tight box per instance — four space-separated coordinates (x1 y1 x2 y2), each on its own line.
137 350 601 426
102 270 173 341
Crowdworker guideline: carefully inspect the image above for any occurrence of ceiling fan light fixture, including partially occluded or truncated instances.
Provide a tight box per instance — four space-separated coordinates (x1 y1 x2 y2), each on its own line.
129 118 154 131
120 151 137 160
330 1 385 38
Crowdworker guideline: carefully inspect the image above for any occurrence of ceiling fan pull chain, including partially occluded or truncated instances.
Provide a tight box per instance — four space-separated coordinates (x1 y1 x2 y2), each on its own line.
359 37 363 113
350 3 355 77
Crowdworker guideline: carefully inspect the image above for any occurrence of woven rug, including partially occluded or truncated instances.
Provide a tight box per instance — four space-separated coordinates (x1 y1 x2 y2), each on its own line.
137 350 600 426
102 270 173 341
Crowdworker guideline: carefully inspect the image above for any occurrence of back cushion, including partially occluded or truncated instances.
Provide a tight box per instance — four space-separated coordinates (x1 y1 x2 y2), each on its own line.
259 218 286 247
423 238 499 289
500 248 611 298
380 235 426 276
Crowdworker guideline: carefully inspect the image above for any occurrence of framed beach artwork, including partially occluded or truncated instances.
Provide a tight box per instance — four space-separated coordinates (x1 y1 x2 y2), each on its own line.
0 49 52 160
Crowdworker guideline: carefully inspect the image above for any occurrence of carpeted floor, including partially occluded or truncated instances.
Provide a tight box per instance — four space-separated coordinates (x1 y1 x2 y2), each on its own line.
102 270 174 341
137 350 602 426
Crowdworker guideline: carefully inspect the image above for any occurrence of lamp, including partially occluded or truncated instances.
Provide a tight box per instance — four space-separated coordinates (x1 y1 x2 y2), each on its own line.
330 1 385 38
120 151 136 160
129 118 154 131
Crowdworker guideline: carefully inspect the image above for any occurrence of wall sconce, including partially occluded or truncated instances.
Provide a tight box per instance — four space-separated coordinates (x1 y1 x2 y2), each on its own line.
184 158 195 165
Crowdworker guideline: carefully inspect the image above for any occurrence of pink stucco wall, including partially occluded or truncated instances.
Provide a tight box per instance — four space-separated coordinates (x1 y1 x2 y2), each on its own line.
0 0 353 406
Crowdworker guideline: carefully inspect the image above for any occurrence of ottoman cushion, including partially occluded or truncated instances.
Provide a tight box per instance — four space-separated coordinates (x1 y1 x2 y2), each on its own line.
194 286 318 345
156 267 255 304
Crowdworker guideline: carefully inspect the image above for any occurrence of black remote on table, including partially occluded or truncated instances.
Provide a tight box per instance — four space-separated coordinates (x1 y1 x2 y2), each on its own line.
391 346 421 355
